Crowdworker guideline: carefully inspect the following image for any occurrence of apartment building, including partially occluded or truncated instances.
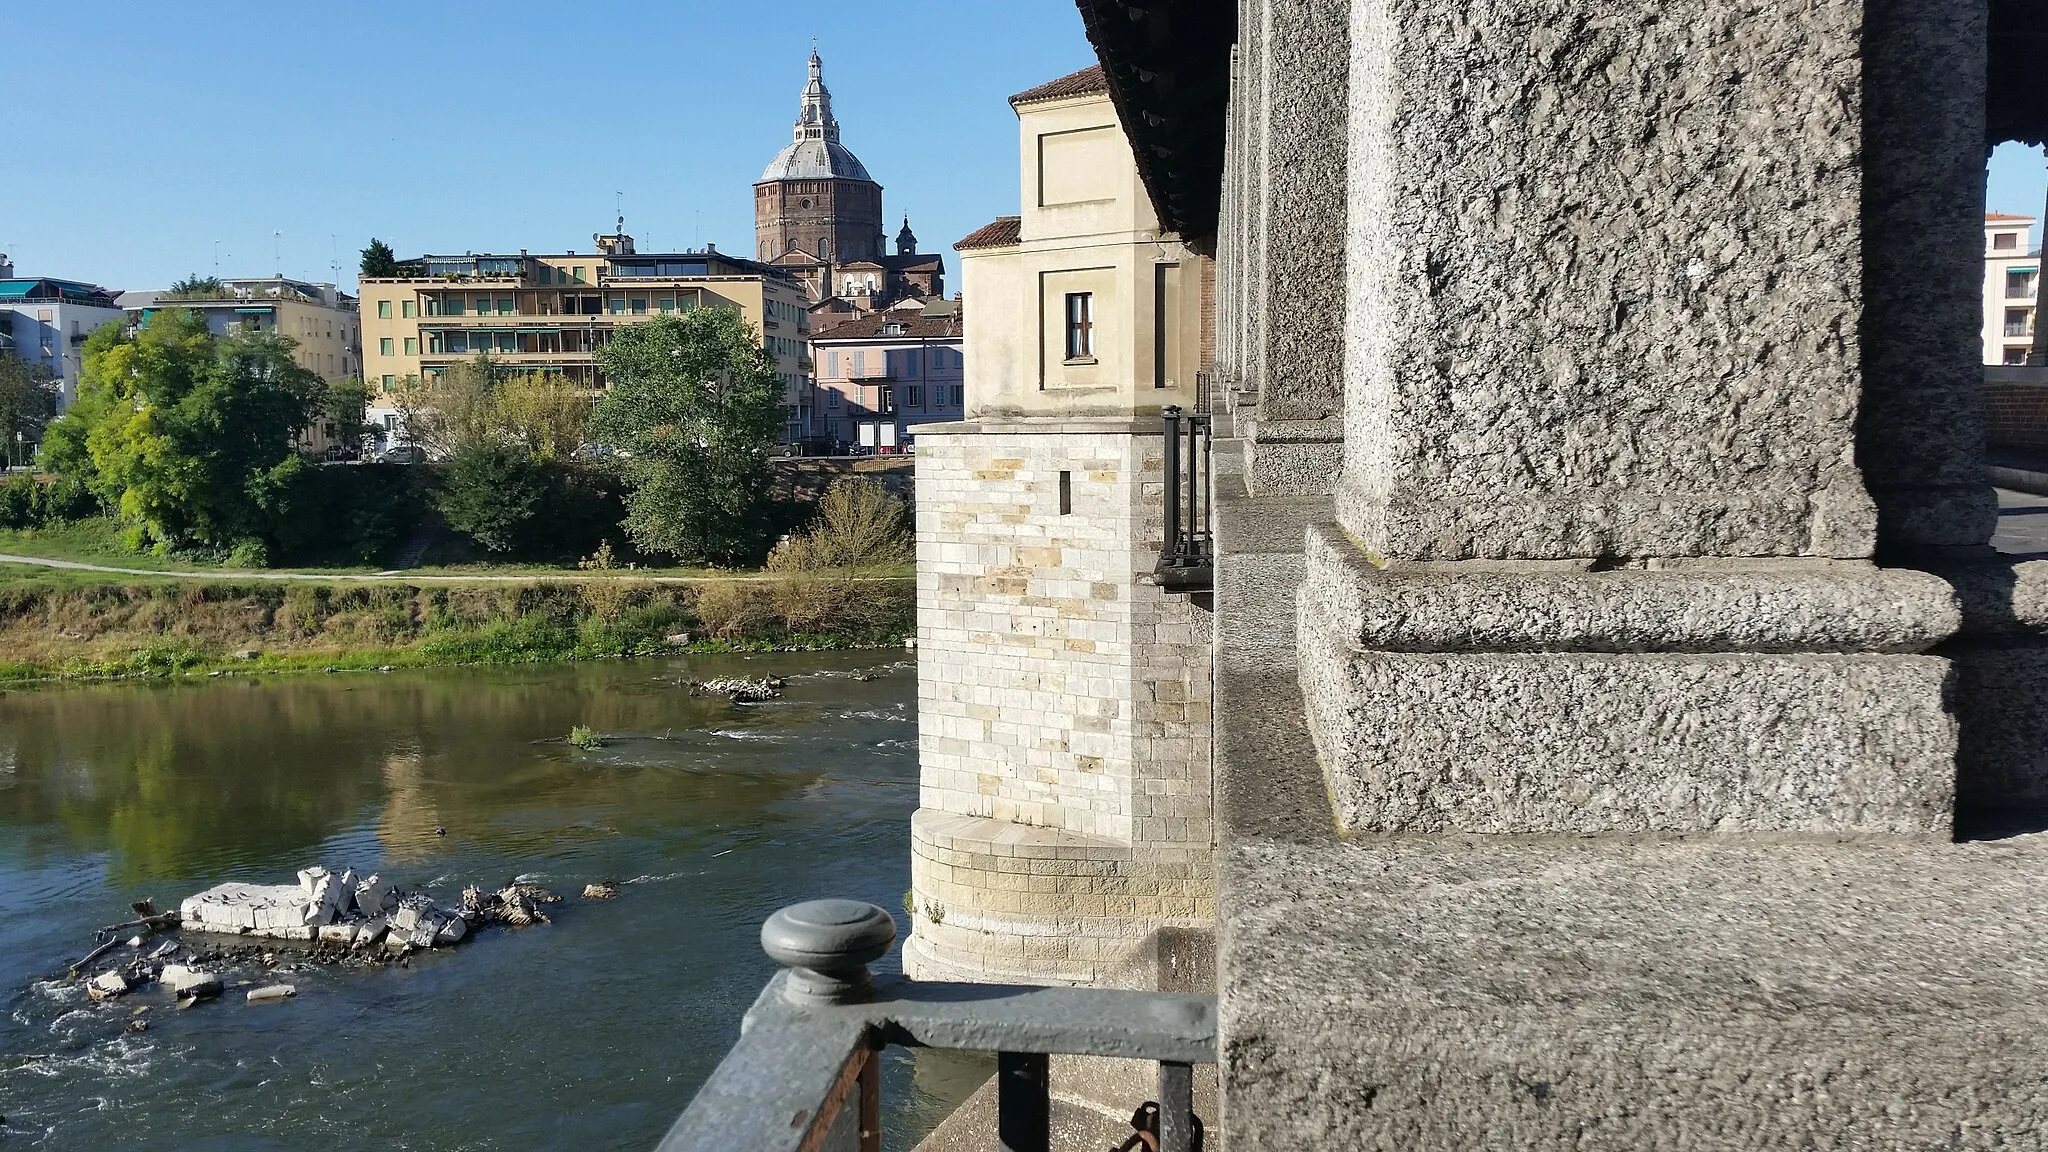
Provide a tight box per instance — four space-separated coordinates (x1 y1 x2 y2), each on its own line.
0 275 126 408
133 276 362 384
359 236 815 442
809 301 963 452
1985 212 2040 364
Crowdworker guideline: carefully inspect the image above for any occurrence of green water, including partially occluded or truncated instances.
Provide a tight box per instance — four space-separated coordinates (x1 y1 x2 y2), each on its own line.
0 655 982 1150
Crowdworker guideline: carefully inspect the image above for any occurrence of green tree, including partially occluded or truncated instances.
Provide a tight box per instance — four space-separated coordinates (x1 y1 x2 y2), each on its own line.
498 371 591 460
435 441 550 553
166 275 224 297
360 238 403 279
324 377 372 455
41 309 326 554
589 310 784 566
0 351 58 468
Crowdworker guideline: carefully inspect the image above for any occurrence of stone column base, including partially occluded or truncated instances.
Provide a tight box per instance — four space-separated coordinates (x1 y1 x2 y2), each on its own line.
1298 523 1966 835
904 810 1213 986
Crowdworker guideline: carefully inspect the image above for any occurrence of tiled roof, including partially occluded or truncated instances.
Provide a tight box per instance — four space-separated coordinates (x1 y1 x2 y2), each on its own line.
809 310 962 343
1987 213 2037 222
956 216 1022 251
1010 64 1108 106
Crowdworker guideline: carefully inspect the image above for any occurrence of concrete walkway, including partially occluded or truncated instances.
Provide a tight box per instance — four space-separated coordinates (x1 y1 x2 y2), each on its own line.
0 553 906 584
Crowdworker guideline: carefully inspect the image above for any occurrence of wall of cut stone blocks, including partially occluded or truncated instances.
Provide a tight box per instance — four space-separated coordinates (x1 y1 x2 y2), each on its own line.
906 424 1214 985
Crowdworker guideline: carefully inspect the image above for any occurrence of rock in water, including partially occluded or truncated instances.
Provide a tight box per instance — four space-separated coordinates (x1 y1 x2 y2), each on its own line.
88 970 131 1001
583 882 620 900
246 984 296 1003
161 965 222 1001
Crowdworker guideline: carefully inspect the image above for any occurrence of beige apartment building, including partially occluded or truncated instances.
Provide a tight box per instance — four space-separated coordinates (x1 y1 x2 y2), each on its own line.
360 235 815 440
132 276 361 386
1985 212 2040 364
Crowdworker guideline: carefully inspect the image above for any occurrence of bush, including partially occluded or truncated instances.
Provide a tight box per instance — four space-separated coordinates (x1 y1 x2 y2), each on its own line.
767 479 914 572
692 581 778 639
567 724 605 749
227 539 271 568
435 443 548 554
41 475 99 522
0 475 36 529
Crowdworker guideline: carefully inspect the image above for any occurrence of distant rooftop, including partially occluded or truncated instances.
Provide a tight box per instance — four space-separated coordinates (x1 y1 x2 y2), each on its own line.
1987 212 2037 223
809 308 962 343
0 278 120 307
956 217 1023 251
1011 64 1109 106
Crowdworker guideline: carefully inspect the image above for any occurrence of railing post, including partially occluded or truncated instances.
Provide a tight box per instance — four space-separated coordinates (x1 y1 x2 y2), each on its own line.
1158 1062 1195 1152
1161 405 1184 563
996 1051 1050 1152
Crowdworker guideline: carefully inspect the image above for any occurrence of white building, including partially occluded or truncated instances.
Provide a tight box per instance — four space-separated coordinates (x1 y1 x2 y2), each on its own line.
1984 212 2040 364
0 273 128 409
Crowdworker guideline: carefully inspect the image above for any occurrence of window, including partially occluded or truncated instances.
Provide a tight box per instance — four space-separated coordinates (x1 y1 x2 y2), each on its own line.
573 267 586 283
2007 347 2032 364
828 390 841 409
609 297 626 314
404 337 418 355
497 298 515 315
1059 471 1072 515
2009 270 2040 300
379 337 394 356
853 350 866 377
2006 308 2033 338
630 298 648 315
377 300 392 319
659 296 675 313
381 374 395 389
905 385 924 408
1995 232 2019 251
1064 292 1095 360
950 385 964 406
497 332 516 352
402 300 415 318
539 267 553 285
446 297 466 316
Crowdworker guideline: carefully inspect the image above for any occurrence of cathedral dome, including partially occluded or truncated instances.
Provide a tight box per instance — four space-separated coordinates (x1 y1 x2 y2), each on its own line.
758 50 876 186
760 139 873 183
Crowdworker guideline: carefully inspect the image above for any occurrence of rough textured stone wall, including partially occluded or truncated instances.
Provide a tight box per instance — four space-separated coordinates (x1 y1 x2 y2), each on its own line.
906 424 1213 985
1339 0 1877 560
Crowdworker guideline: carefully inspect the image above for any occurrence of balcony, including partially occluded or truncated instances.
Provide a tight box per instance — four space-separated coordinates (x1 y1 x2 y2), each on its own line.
657 900 1214 1152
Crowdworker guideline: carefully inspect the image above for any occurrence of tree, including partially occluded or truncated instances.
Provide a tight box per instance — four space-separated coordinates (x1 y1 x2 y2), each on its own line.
360 238 403 279
166 275 224 297
391 356 587 459
497 372 590 461
41 309 327 553
0 352 58 469
435 441 549 553
589 310 785 566
324 378 373 455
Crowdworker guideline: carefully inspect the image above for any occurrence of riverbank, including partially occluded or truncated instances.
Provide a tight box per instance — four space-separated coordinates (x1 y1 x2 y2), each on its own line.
0 567 913 684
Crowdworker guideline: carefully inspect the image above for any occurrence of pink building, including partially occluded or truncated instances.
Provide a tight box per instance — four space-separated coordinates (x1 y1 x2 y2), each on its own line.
809 303 964 453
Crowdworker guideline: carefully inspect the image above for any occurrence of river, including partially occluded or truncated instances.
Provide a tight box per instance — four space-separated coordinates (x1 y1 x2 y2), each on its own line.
0 654 985 1150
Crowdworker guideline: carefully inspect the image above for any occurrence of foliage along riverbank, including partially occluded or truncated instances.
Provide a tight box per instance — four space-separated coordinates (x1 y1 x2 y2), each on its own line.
0 570 914 685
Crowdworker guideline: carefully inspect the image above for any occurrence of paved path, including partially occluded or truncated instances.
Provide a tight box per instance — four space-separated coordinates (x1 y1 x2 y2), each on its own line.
0 553 906 584
1994 488 2048 559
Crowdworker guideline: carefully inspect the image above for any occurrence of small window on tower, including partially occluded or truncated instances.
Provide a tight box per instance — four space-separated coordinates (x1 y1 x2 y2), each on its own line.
802 199 812 210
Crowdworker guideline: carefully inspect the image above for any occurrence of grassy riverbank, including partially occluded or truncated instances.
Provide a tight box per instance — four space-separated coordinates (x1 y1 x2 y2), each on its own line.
0 566 913 684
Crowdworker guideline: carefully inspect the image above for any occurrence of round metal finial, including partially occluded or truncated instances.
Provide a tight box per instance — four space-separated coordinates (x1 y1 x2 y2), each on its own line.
761 900 896 1005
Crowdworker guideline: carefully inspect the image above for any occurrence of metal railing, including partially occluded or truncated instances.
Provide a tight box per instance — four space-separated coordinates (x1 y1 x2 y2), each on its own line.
1157 406 1214 593
657 900 1215 1152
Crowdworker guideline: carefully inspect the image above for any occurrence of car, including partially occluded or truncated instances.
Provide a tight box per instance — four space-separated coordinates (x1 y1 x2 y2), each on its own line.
376 445 428 465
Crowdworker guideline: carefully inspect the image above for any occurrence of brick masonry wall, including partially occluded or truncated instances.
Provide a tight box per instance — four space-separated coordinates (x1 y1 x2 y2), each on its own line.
1984 384 2048 452
905 424 1215 986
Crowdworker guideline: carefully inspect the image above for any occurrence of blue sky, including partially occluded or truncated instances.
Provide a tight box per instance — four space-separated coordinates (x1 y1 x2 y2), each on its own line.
3 5 2043 292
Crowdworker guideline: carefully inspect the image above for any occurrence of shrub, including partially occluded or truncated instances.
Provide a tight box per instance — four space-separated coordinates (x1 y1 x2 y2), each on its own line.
227 539 271 568
767 479 914 572
41 475 99 523
568 724 605 749
692 581 777 639
0 475 36 529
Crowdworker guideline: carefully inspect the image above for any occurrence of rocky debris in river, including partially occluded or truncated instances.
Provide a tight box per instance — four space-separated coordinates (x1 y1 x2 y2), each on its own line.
690 677 785 702
246 984 296 1003
162 964 223 1002
582 881 620 900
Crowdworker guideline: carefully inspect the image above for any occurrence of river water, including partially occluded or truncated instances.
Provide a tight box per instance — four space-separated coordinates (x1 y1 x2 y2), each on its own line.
0 655 984 1150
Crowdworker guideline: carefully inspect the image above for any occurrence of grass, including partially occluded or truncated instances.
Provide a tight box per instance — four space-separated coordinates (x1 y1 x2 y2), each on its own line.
0 519 910 582
0 567 914 686
567 725 606 750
